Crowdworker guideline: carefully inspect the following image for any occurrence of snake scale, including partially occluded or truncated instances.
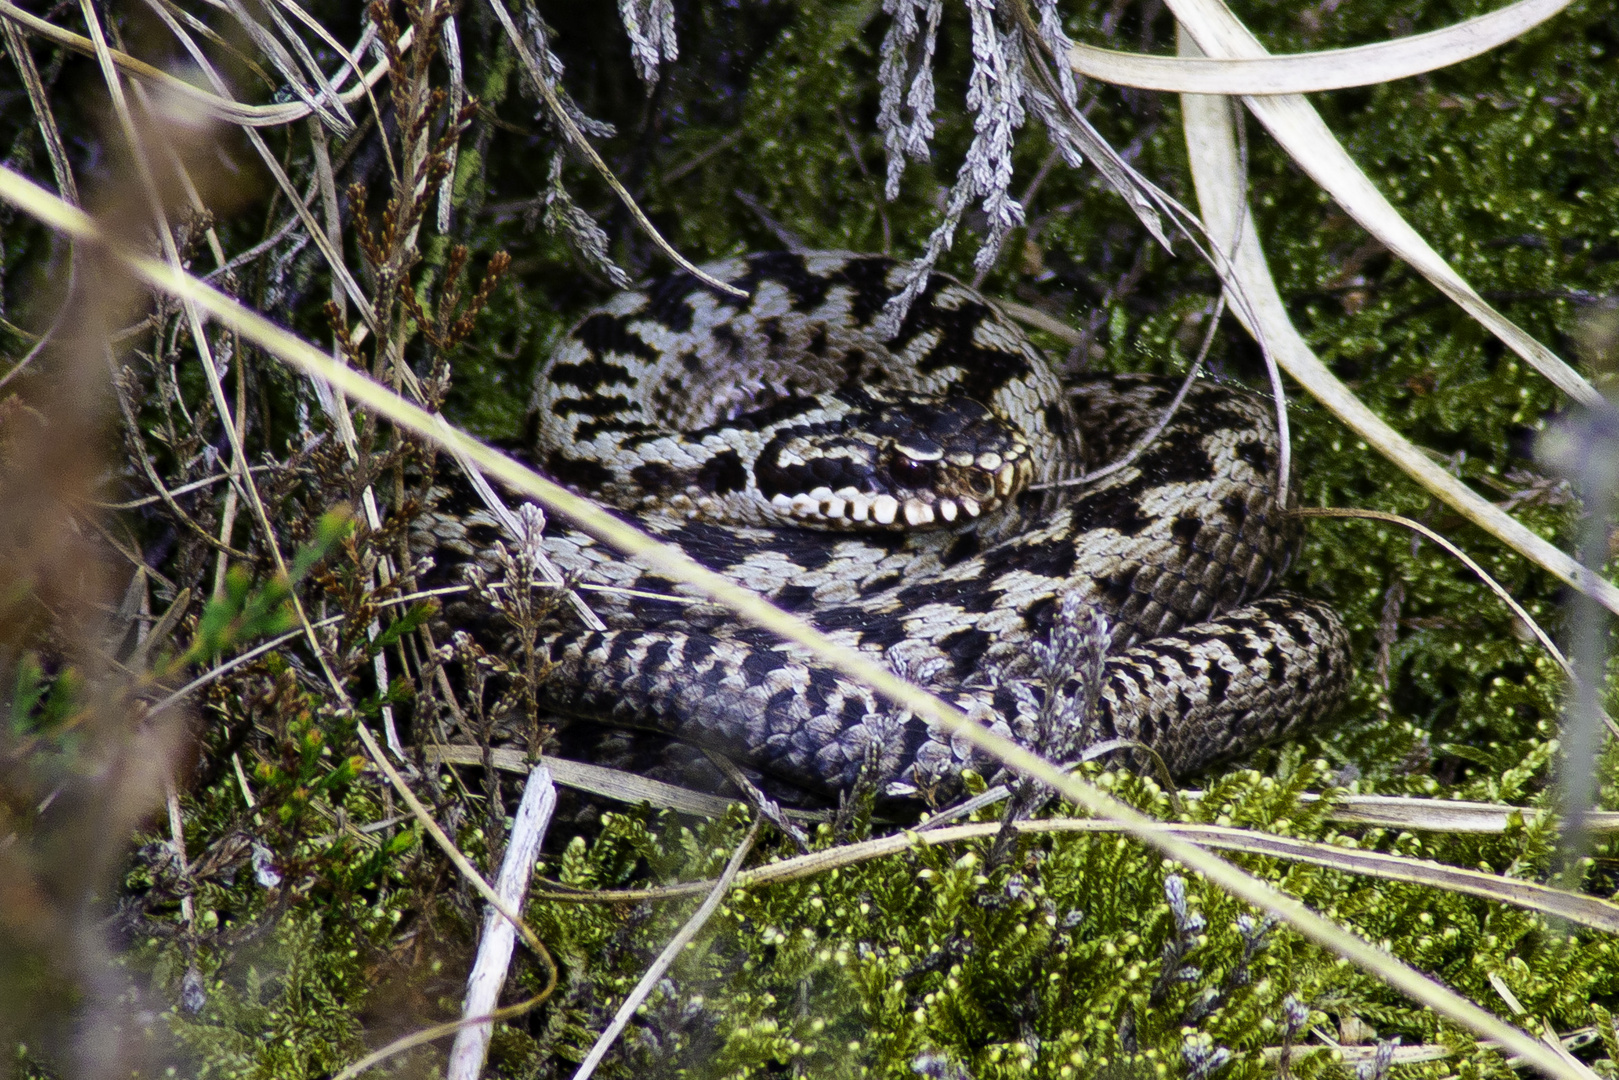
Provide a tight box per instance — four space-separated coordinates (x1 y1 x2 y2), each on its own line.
423 251 1351 802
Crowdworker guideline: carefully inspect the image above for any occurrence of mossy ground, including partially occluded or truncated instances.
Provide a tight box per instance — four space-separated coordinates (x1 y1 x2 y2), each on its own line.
3 0 1619 1076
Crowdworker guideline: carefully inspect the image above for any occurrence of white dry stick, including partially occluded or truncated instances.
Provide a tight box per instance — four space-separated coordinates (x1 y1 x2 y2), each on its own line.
570 817 762 1080
446 766 558 1080
438 13 464 234
165 780 194 925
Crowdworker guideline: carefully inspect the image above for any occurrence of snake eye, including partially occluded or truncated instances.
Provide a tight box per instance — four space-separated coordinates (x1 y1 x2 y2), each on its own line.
889 451 934 488
966 472 994 498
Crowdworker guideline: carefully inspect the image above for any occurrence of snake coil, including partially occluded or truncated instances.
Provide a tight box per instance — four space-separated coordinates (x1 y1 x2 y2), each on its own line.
425 251 1351 801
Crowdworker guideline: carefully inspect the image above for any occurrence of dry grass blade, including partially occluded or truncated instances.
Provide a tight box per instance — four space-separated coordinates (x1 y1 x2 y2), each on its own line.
149 582 474 715
0 0 400 127
0 11 76 202
260 0 371 120
215 0 353 133
95 0 382 325
534 818 1619 936
1067 0 1569 94
998 297 1084 343
1261 1025 1602 1068
0 5 80 388
1177 43 1619 618
570 817 763 1080
0 166 1586 1078
425 745 828 820
429 745 1619 835
1167 0 1597 408
78 0 350 704
1298 793 1619 833
1305 505 1617 815
80 0 339 689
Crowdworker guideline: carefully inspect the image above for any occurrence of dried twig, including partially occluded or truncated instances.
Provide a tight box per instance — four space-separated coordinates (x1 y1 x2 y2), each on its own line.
569 816 763 1080
447 766 557 1080
3 188 1577 1076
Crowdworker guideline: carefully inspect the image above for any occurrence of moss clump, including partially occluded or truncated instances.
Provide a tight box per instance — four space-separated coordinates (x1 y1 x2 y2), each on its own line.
3 0 1618 1075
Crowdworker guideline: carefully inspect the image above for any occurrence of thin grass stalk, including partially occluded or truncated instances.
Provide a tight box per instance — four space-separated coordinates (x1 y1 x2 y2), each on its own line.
0 168 1583 1076
530 817 1619 937
0 0 402 128
569 817 764 1080
77 0 345 696
478 0 746 298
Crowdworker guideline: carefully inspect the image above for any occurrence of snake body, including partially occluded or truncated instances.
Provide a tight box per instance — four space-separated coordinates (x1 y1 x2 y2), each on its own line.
428 251 1351 801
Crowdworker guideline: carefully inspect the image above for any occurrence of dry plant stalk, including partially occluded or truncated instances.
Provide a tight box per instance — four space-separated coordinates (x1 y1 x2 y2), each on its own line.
0 0 1613 1075
0 228 187 1074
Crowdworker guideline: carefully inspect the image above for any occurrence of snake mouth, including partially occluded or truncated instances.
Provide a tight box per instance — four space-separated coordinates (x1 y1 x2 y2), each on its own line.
753 391 1035 529
765 452 1031 529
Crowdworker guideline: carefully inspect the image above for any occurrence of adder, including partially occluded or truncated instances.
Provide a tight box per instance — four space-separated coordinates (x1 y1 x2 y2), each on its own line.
423 250 1351 802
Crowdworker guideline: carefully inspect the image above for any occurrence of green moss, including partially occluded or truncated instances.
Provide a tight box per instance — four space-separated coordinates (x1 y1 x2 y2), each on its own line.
6 0 1618 1074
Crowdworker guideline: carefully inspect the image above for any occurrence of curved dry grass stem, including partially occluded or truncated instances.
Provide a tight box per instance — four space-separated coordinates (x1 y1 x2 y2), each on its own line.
479 0 747 300
1169 0 1596 408
1068 0 1570 94
1294 507 1569 675
327 993 555 1080
533 817 1619 936
78 0 347 698
1035 294 1224 490
431 744 1619 835
0 167 1584 1079
118 0 381 328
0 0 405 127
352 721 559 979
1304 503 1619 824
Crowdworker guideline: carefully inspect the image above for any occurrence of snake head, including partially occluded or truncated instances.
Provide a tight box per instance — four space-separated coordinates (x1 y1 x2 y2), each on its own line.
758 394 1033 530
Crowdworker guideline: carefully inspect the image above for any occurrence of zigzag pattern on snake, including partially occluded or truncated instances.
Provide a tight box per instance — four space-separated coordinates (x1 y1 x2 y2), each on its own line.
421 251 1352 802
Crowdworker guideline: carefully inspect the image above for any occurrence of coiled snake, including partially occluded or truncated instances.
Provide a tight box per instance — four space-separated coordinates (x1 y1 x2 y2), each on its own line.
427 251 1351 802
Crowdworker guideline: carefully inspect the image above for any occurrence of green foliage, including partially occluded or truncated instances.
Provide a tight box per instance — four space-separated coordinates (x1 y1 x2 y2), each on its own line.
510 764 1595 1077
4 0 1613 1074
162 914 373 1079
519 761 1619 1079
180 510 353 665
7 651 81 737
